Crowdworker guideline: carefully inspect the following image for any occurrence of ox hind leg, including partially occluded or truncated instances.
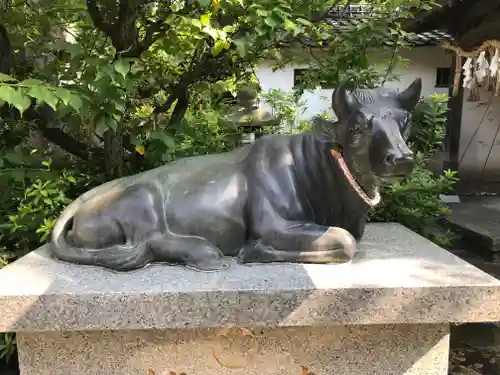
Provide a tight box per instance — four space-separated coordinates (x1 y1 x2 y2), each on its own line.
68 184 225 271
238 199 356 265
66 184 162 270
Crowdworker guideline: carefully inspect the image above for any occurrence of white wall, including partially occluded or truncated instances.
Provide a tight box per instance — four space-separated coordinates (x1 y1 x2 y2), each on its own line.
255 46 452 120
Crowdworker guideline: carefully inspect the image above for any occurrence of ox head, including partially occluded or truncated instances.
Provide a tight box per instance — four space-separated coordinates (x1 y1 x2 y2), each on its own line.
312 77 422 180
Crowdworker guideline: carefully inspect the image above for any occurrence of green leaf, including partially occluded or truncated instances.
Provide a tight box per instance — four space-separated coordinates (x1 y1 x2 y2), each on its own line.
28 85 51 105
256 9 268 17
264 13 281 29
191 19 202 29
222 25 235 33
9 89 31 116
61 42 83 57
10 169 25 182
113 59 131 79
68 94 83 113
21 78 45 86
95 115 109 137
26 85 46 102
212 39 230 56
4 152 24 165
135 145 145 155
114 98 126 113
197 0 210 6
151 131 175 149
95 65 115 81
28 86 59 110
256 25 267 36
107 117 118 130
284 19 300 36
0 73 16 82
0 85 15 103
54 88 72 106
130 62 144 74
233 38 249 57
203 27 218 40
200 13 211 25
296 18 312 26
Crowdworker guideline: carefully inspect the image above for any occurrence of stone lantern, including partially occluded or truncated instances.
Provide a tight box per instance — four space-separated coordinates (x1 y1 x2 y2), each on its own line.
221 86 280 145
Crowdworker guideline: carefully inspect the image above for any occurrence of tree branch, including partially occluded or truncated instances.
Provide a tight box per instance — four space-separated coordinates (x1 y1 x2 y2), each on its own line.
0 24 11 74
116 0 130 28
121 20 164 58
85 0 110 35
23 105 103 163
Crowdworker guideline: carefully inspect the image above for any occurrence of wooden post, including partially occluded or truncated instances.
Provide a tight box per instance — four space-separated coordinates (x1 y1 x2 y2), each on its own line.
444 53 464 172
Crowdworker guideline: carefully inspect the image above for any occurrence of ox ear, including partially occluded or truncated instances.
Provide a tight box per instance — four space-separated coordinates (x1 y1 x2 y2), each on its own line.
312 116 345 144
397 77 422 111
332 78 360 123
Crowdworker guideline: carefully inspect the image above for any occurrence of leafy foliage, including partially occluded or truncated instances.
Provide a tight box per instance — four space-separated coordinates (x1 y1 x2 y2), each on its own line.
260 89 307 134
407 92 449 155
0 333 16 363
0 0 434 179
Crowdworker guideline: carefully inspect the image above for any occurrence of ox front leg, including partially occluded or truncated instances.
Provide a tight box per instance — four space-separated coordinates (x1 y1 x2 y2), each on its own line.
239 220 357 265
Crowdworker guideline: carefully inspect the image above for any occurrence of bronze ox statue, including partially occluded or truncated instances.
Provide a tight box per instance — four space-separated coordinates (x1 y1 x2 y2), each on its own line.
50 77 423 271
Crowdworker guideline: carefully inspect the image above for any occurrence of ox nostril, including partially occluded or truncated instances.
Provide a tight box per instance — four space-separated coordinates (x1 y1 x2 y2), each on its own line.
385 153 396 166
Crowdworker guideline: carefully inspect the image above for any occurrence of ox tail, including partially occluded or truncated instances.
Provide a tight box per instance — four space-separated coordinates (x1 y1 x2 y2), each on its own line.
50 180 153 271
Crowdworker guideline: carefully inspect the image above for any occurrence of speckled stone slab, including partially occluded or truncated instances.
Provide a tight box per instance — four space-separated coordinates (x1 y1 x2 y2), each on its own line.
0 223 500 332
17 324 450 375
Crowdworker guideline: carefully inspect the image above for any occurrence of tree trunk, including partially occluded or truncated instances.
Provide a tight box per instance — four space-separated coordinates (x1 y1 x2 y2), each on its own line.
104 130 124 179
0 24 11 74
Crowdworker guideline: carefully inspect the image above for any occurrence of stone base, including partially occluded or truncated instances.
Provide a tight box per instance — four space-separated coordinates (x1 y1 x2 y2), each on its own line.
3 224 499 375
18 324 450 375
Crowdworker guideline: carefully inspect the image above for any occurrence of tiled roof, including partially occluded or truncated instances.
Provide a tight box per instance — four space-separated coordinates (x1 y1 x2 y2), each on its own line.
324 4 455 46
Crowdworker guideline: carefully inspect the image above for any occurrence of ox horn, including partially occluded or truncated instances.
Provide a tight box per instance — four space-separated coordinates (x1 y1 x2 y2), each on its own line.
397 77 422 111
332 78 358 122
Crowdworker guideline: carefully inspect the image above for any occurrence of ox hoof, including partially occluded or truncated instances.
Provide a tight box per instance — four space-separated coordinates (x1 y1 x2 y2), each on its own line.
186 245 227 272
237 241 279 264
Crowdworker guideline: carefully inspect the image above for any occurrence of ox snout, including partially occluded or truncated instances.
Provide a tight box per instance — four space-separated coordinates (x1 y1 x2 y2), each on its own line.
383 148 415 177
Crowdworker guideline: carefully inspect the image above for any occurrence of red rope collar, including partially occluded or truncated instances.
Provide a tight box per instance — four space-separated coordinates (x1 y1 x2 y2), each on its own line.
329 149 381 207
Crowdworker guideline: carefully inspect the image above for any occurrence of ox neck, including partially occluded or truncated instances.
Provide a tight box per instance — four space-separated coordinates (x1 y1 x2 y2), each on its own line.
329 148 381 207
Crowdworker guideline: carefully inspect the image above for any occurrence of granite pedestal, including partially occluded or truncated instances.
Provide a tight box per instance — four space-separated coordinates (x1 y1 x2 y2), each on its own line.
1 223 500 375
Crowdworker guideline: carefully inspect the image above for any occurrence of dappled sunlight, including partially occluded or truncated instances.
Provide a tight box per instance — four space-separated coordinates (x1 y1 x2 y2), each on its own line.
213 175 241 206
0 249 55 332
0 251 56 295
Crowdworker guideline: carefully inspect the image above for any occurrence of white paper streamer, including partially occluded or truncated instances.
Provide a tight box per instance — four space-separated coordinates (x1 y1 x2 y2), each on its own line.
462 57 473 89
476 51 490 82
489 49 500 77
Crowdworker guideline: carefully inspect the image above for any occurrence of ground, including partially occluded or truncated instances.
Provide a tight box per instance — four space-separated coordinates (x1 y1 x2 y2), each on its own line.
450 324 500 375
